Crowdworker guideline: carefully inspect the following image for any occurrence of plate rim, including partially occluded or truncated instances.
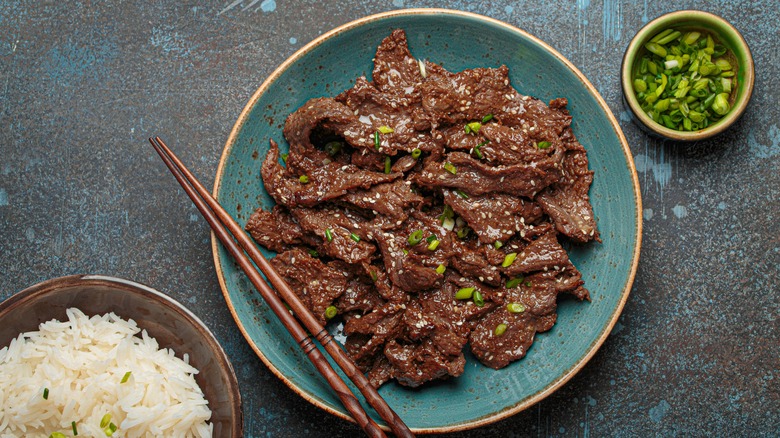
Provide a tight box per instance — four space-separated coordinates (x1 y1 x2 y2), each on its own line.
212 7 643 433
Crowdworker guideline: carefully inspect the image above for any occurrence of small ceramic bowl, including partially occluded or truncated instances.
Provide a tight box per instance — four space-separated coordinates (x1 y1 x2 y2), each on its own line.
621 10 754 141
0 275 243 438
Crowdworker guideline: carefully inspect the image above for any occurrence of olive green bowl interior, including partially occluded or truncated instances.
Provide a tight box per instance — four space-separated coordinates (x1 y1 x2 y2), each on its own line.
621 10 754 141
213 8 641 434
0 275 243 438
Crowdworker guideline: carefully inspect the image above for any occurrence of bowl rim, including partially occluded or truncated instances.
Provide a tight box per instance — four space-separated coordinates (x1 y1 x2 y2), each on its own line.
621 9 755 141
213 7 642 433
0 274 244 438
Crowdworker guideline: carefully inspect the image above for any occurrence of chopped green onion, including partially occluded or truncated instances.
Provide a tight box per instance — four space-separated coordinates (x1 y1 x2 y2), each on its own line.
280 153 289 163
120 371 131 383
324 141 342 155
443 162 457 175
507 302 526 313
378 125 394 134
370 270 378 282
501 252 517 268
49 433 66 438
325 228 334 242
105 423 117 437
426 234 438 243
325 305 338 319
455 287 475 300
505 277 524 289
481 114 494 123
43 388 49 399
442 216 455 231
384 156 391 174
349 233 361 242
407 230 424 245
466 121 482 133
402 248 409 255
299 175 310 184
441 204 455 219
525 280 532 287
473 141 486 159
435 264 446 274
712 93 730 115
536 141 551 149
411 148 422 159
455 189 469 199
493 241 503 249
456 227 471 239
373 131 380 149
644 42 667 57
100 414 111 429
494 323 508 336
308 249 319 258
72 421 78 436
427 239 440 251
473 290 485 307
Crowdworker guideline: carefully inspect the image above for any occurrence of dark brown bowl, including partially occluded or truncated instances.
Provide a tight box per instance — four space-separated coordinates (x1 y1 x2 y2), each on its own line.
0 274 242 438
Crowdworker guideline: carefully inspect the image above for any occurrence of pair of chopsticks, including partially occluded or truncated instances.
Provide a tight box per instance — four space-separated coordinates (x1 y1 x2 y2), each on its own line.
149 137 413 438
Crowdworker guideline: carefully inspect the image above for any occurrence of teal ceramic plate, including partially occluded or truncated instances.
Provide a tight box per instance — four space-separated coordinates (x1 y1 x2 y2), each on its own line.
213 9 641 433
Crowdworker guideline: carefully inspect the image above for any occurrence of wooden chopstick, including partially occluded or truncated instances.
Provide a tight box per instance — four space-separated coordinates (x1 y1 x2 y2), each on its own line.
149 137 414 438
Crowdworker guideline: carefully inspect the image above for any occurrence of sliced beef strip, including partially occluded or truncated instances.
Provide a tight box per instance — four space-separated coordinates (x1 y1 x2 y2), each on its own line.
371 29 425 95
343 301 406 362
289 206 376 265
536 149 600 243
401 287 470 358
245 205 305 253
338 179 423 222
383 338 466 388
270 248 348 325
262 139 401 208
334 276 385 315
501 229 572 277
478 123 561 165
443 189 542 244
414 149 564 198
446 238 503 288
370 210 453 292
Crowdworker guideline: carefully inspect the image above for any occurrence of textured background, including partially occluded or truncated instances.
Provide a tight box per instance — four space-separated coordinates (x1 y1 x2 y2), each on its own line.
1 1 777 437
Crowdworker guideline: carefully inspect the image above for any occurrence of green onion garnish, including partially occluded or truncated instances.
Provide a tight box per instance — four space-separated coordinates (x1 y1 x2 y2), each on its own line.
473 143 484 159
536 141 551 149
120 371 131 383
325 305 338 319
384 156 391 174
493 241 503 249
455 287 475 300
501 252 518 268
378 125 394 134
407 230 423 245
324 141 342 155
373 131 380 149
455 190 469 199
456 227 471 239
100 414 111 429
435 264 446 274
494 323 507 336
473 289 485 307
308 249 319 258
427 239 440 251
481 114 494 123
411 148 422 159
349 233 361 242
525 280 532 287
280 153 289 163
105 423 117 437
507 302 526 313
49 433 66 438
72 421 78 436
325 228 334 242
43 388 49 399
443 162 457 175
299 175 310 184
426 234 438 243
464 121 482 134
505 277 524 289
369 270 378 282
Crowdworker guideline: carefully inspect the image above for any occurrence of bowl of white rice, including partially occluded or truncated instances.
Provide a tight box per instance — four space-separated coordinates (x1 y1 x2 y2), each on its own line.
0 274 242 438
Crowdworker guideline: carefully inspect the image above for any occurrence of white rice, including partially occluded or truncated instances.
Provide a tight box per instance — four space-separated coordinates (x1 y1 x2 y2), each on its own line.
0 308 213 437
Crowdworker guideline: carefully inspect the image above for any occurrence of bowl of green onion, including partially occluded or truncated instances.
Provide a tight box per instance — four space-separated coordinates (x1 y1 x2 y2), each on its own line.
621 10 754 141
